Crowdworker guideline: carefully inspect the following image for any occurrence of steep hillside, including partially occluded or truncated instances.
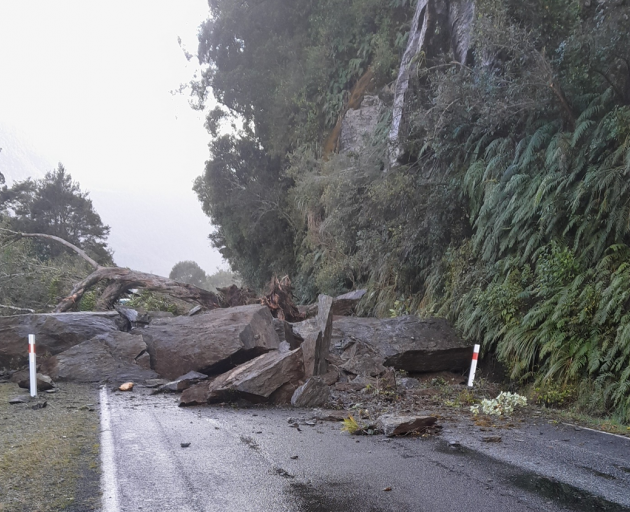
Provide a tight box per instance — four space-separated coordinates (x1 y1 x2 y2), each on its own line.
193 0 630 421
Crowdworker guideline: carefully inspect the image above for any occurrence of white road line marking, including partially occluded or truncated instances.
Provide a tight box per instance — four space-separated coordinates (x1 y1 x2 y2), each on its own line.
100 386 121 512
561 422 630 442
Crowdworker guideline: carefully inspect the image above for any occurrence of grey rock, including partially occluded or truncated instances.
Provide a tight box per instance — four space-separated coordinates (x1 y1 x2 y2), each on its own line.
40 331 159 383
0 312 122 370
273 318 302 350
157 371 208 393
147 311 174 321
310 409 350 421
332 316 473 373
340 341 387 378
142 305 280 380
115 307 150 329
144 378 170 388
398 377 421 389
17 373 55 391
9 395 29 404
340 95 383 154
291 377 330 408
332 289 367 316
301 331 323 379
376 414 437 437
269 381 301 405
320 368 340 386
316 295 333 374
180 348 304 406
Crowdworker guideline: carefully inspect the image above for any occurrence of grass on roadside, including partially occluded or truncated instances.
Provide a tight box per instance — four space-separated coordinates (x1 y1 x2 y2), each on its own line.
0 382 101 512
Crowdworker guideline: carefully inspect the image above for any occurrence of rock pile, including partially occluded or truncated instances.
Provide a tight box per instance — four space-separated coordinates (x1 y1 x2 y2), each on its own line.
0 290 474 413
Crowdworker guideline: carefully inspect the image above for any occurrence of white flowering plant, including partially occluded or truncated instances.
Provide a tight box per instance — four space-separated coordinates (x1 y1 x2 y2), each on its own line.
470 391 527 416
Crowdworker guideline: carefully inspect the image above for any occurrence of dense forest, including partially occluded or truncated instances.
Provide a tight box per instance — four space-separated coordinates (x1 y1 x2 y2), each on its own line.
192 0 630 420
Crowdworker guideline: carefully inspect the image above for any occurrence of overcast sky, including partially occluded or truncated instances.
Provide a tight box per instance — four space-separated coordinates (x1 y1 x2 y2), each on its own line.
0 0 226 276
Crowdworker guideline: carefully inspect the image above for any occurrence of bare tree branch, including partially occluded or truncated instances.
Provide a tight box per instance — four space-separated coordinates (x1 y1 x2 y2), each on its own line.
0 304 35 313
0 228 100 269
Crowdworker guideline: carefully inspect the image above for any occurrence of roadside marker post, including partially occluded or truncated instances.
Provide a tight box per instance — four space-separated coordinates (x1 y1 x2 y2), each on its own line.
467 344 480 388
28 334 37 397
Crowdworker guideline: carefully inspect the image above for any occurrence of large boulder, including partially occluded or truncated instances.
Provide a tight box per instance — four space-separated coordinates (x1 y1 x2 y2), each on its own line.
180 348 304 405
141 305 280 380
0 312 122 370
332 316 473 373
40 331 158 383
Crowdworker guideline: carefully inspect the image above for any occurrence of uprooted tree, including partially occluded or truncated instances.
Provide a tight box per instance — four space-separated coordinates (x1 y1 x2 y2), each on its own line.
0 229 223 312
1 229 307 319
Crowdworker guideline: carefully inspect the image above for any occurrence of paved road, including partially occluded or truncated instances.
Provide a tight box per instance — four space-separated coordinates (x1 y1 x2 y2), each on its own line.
99 387 630 512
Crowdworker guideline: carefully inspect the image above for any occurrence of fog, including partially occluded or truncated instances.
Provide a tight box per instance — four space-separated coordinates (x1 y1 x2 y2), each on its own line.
0 0 225 276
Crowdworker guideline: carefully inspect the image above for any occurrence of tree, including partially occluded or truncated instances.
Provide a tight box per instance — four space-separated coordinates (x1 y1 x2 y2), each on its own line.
169 261 208 289
0 164 112 264
193 133 297 289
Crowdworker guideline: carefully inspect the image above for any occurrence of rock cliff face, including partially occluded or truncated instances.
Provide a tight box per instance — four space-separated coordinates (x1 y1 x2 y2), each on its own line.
340 95 384 155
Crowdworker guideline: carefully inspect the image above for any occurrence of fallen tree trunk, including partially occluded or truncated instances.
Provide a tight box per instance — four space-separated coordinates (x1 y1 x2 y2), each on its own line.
55 267 223 312
0 228 222 313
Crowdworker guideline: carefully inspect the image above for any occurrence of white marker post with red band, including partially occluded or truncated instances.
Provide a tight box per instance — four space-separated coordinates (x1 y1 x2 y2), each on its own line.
467 344 480 388
28 334 37 397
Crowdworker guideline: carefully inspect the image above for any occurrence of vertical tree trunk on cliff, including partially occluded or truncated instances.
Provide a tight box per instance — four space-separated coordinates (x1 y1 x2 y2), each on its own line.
387 0 475 169
448 0 475 65
387 0 430 169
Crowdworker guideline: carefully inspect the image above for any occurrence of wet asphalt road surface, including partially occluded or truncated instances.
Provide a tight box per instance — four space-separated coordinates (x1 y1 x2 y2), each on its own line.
100 387 630 512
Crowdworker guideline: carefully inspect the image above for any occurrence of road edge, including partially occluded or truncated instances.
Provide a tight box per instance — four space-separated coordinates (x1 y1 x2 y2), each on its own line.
99 386 120 512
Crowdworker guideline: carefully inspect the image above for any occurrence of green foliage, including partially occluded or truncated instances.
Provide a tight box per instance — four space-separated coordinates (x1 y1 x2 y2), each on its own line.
169 260 208 289
205 268 242 291
0 223 93 313
193 0 410 290
0 164 112 264
193 134 297 290
78 290 98 312
190 0 630 420
123 290 182 315
533 382 575 408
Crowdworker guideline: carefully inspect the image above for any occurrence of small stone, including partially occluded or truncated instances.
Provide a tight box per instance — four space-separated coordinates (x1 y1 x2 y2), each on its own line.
181 442 191 448
383 487 392 492
9 396 28 404
119 382 134 391
481 436 502 443
290 455 298 460
31 401 47 410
